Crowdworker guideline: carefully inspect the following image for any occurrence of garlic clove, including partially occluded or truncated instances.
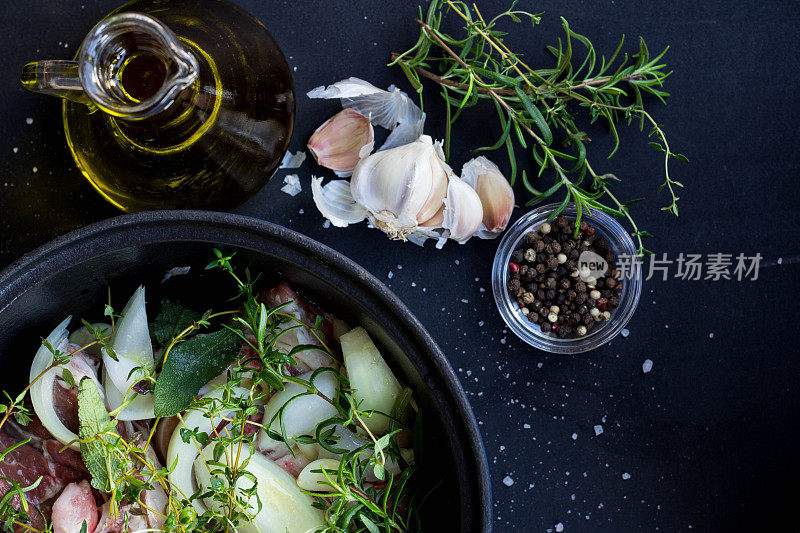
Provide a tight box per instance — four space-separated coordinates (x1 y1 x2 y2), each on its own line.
311 176 368 228
350 135 448 238
442 175 484 243
307 77 425 152
461 156 515 238
307 108 374 177
419 205 444 228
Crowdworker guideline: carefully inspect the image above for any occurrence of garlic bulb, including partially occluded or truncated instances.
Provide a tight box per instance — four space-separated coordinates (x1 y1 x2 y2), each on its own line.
461 156 515 238
350 135 449 238
307 108 374 177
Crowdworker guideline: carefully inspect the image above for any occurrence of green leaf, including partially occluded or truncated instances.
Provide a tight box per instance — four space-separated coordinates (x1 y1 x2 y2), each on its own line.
78 378 126 492
154 329 242 417
514 86 552 145
151 299 202 346
61 368 76 389
360 514 381 533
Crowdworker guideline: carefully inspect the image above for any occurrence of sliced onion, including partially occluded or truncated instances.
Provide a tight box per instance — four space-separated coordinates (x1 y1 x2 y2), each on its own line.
102 367 154 421
167 387 249 514
296 458 341 492
257 371 338 451
30 316 79 449
311 176 368 228
68 322 112 357
194 444 325 533
102 286 155 420
340 327 401 434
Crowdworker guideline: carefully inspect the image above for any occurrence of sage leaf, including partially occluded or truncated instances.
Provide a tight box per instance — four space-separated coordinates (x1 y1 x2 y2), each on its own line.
77 378 126 492
154 329 241 417
151 299 201 346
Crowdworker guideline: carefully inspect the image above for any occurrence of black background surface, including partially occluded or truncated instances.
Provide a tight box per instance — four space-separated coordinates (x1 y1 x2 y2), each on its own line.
1 1 799 531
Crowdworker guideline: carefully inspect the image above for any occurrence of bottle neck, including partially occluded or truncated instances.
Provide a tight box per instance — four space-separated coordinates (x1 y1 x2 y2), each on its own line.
79 12 199 121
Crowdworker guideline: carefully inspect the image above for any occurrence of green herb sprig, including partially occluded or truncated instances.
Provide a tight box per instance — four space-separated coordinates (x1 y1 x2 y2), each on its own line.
392 0 688 254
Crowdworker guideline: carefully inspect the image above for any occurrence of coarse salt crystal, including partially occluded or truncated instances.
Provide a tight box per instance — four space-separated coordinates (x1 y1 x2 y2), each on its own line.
25 118 33 125
571 433 578 440
709 332 714 339
555 523 564 532
502 475 514 486
777 257 783 265
388 271 394 279
279 150 306 169
642 359 653 373
594 425 603 436
322 220 331 229
280 174 302 196
523 423 531 429
622 472 631 480
621 328 630 338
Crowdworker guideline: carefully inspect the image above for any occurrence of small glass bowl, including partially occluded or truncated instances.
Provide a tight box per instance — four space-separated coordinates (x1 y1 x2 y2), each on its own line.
491 203 642 354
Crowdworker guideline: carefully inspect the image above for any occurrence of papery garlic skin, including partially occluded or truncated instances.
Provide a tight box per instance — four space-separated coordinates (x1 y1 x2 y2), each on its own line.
307 108 374 177
461 156 515 238
350 135 448 238
311 176 368 228
442 175 484 243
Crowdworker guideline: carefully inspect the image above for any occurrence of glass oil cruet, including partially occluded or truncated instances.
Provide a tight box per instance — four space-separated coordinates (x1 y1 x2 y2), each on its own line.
21 0 295 212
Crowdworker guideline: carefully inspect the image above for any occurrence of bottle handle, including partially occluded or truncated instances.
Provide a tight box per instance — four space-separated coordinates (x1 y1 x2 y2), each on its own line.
21 60 91 105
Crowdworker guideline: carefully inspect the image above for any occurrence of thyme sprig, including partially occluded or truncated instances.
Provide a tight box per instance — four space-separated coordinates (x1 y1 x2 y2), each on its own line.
391 0 688 254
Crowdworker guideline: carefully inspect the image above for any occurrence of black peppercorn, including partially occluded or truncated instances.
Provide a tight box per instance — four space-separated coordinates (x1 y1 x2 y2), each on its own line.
511 249 524 263
508 279 521 292
546 289 556 301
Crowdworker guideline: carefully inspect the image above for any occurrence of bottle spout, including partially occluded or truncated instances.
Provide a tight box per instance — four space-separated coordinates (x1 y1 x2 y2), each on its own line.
21 12 199 120
21 60 92 105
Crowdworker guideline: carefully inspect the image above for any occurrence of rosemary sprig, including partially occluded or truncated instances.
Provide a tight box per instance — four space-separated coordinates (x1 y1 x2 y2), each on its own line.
391 0 688 255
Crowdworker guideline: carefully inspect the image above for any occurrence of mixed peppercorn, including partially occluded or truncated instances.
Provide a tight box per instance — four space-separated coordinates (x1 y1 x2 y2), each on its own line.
507 214 623 338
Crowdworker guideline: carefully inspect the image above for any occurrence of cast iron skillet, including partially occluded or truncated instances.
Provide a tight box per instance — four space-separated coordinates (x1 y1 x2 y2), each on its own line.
0 211 492 533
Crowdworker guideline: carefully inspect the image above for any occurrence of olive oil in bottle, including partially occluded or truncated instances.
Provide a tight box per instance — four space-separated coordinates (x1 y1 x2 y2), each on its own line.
23 0 295 212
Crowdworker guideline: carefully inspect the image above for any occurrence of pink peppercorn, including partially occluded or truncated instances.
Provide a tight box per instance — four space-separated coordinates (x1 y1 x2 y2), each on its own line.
509 262 519 273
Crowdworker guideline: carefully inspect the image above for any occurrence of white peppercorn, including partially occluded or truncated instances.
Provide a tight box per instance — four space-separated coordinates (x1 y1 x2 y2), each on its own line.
524 248 536 262
550 305 560 314
540 222 552 234
589 290 601 300
548 312 558 323
557 253 567 264
589 307 600 318
576 325 587 336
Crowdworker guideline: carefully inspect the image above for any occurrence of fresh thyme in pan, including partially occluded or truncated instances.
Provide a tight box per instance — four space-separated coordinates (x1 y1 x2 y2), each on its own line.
392 0 688 255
